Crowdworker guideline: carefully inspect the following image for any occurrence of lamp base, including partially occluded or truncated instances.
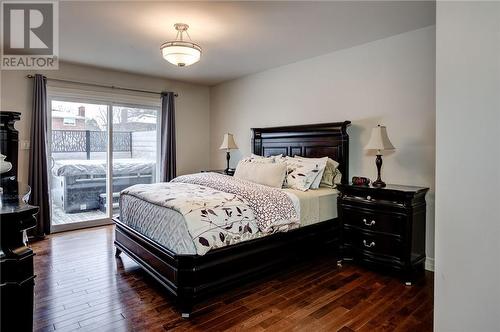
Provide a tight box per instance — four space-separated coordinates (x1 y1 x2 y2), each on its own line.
225 151 231 175
372 179 386 188
372 154 386 188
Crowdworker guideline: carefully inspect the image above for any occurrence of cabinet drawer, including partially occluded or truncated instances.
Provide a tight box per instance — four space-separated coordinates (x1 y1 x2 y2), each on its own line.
340 193 406 209
343 229 402 259
0 252 35 283
341 207 404 236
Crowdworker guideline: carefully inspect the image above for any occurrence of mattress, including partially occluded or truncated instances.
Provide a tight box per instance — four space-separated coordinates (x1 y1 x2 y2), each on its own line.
283 187 338 227
52 158 155 177
119 186 338 255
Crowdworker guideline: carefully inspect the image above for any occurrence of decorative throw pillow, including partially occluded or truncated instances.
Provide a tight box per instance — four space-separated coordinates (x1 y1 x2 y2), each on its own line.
240 154 283 164
283 156 322 191
250 153 268 160
294 156 329 189
256 154 283 162
240 155 274 164
234 160 287 188
333 168 342 186
319 158 341 188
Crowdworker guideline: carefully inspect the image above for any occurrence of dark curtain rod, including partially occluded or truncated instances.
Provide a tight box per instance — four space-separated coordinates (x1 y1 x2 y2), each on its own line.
25 75 178 97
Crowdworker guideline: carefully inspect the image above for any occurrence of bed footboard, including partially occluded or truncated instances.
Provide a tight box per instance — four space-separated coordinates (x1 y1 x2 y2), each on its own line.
114 217 341 317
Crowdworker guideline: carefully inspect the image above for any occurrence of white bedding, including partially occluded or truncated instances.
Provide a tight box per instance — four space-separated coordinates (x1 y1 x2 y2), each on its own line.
121 173 300 255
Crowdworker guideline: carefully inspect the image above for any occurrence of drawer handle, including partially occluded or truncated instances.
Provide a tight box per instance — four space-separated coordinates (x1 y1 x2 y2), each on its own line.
362 218 376 226
363 240 376 248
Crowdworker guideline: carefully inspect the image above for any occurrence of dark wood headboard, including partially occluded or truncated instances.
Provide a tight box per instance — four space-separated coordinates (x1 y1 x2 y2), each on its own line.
251 121 351 183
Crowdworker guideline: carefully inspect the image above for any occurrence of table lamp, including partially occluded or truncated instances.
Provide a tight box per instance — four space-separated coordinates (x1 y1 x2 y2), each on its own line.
219 133 238 174
364 125 395 188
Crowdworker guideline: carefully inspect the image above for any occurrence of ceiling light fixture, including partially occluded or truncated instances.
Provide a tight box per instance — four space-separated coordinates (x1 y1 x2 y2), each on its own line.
160 23 202 67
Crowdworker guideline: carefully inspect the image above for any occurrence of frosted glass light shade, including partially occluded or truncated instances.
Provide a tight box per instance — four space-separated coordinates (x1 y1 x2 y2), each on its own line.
219 133 238 150
364 125 395 153
161 41 201 67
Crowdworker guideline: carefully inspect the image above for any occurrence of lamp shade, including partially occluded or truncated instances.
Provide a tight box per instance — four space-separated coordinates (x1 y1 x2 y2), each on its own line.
364 125 395 152
219 133 238 150
161 41 202 67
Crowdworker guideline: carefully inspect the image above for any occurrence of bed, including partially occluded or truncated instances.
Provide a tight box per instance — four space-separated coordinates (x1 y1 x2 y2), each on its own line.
119 185 339 255
51 158 155 213
114 121 350 317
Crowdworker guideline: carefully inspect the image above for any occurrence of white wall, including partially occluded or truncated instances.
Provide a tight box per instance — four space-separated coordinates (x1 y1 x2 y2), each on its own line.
0 61 211 183
210 26 436 266
435 2 500 331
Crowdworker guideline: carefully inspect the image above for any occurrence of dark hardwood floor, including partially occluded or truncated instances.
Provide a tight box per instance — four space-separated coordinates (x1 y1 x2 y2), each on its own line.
31 226 433 332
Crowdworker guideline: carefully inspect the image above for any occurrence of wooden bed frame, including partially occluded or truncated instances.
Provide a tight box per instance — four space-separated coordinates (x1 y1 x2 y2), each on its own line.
114 121 351 317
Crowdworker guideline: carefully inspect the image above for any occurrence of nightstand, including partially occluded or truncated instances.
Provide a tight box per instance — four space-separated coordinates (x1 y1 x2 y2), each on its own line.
337 183 429 284
201 169 234 176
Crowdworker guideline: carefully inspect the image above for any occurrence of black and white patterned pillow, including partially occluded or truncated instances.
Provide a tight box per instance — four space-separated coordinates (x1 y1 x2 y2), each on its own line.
283 157 321 191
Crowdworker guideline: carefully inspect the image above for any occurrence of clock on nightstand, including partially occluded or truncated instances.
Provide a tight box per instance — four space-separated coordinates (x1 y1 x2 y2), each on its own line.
337 183 429 285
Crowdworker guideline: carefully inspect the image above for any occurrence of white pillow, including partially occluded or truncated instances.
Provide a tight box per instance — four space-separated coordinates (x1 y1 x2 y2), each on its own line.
234 161 287 188
283 156 322 191
240 154 282 164
294 156 329 189
255 154 283 162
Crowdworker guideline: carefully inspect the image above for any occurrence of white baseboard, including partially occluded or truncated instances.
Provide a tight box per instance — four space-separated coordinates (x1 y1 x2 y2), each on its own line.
425 257 435 272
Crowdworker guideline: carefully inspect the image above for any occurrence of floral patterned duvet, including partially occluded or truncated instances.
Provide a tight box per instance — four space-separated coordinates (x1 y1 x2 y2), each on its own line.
120 173 300 255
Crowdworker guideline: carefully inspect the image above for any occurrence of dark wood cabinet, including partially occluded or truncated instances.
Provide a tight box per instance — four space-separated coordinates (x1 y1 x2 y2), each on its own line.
0 112 21 179
337 183 429 284
0 186 38 332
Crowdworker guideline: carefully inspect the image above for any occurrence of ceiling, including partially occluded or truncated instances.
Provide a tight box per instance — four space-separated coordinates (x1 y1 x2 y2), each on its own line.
59 1 435 86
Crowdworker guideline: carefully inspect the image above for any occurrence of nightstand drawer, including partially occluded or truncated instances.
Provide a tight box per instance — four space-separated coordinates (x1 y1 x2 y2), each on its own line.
340 193 406 209
341 207 404 236
343 229 402 260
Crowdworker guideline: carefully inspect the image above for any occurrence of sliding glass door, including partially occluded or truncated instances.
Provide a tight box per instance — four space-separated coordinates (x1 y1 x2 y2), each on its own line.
111 105 159 217
48 95 160 232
